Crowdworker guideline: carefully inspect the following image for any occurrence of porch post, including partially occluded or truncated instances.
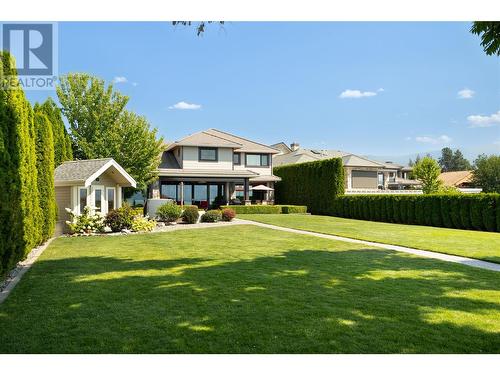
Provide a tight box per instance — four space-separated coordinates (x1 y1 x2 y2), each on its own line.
224 182 230 205
180 181 184 207
244 178 251 205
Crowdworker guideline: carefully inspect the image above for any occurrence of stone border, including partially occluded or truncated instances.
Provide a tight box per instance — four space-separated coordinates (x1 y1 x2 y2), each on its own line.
0 238 55 304
236 219 500 272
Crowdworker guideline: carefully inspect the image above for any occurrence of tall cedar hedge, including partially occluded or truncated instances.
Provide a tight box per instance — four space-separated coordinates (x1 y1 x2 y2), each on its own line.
331 194 499 232
274 158 344 214
33 108 56 241
0 52 43 276
37 97 72 166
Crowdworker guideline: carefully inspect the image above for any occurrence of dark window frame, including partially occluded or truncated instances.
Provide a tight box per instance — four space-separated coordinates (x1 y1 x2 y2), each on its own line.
198 147 218 162
245 153 270 167
233 152 241 165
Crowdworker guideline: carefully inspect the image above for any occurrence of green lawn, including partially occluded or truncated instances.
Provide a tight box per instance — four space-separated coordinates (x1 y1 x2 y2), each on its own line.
240 214 500 263
0 225 499 353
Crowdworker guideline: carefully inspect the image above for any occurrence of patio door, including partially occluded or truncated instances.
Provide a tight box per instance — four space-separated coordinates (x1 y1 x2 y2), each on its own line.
90 185 105 214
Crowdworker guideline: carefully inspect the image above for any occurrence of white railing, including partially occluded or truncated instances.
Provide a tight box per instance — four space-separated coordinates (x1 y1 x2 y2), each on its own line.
346 188 483 195
345 189 423 195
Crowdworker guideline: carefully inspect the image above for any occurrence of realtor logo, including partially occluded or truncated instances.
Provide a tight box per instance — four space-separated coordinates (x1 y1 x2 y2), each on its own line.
1 23 58 89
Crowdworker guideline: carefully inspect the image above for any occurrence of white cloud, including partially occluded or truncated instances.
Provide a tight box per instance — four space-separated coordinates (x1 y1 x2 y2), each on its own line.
113 76 128 84
467 110 500 128
377 88 385 92
339 89 377 99
168 101 202 110
457 88 475 99
415 135 452 144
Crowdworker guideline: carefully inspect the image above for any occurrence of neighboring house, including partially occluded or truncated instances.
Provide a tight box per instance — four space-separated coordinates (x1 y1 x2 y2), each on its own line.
148 129 281 210
271 142 419 192
54 158 137 233
439 171 475 188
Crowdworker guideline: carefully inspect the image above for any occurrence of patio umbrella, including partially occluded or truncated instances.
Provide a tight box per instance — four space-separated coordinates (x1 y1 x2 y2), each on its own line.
250 184 274 191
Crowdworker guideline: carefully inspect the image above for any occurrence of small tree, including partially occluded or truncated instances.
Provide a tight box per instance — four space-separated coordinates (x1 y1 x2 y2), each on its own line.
413 156 442 194
472 154 500 193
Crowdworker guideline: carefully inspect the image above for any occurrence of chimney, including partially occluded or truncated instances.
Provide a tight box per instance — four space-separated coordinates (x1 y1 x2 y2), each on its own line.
290 142 300 151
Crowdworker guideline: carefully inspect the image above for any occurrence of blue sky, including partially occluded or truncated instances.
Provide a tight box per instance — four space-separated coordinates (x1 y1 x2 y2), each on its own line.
22 22 500 160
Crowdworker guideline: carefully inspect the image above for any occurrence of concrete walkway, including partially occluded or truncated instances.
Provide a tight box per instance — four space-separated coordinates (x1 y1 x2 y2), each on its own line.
235 219 500 272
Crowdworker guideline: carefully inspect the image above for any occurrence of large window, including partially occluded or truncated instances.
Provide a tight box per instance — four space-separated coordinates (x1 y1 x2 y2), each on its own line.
199 147 218 162
161 184 179 200
79 187 88 214
233 152 241 165
245 153 269 167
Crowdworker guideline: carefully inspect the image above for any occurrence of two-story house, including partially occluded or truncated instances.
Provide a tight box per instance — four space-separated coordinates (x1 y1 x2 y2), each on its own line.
148 129 281 209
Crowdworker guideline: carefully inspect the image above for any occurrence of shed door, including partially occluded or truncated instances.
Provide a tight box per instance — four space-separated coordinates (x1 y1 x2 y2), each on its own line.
351 170 378 189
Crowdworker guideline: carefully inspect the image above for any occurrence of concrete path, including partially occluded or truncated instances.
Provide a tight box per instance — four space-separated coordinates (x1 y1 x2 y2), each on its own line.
235 219 500 272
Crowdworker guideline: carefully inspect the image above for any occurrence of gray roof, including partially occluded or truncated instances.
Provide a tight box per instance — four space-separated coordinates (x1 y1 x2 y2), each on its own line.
54 158 136 187
273 148 393 169
55 158 112 183
165 128 279 154
159 151 180 169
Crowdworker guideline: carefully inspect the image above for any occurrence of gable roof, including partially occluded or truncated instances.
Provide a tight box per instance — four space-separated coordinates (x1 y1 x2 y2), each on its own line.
439 171 473 187
166 130 243 149
273 148 388 168
205 129 280 154
55 158 136 188
165 128 279 154
270 142 292 154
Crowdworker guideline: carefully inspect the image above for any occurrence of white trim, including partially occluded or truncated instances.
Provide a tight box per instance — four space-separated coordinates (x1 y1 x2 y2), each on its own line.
84 159 137 188
90 185 105 214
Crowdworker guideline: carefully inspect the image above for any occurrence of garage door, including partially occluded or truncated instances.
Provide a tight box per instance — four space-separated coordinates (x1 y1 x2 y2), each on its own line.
351 170 378 189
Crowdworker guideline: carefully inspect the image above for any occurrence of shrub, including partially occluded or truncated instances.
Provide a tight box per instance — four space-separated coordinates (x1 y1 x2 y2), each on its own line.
105 204 135 232
275 205 308 214
201 210 222 223
221 208 236 221
330 193 499 232
156 202 182 223
131 215 156 232
182 206 200 224
66 206 105 235
131 207 144 216
274 158 344 214
220 205 281 214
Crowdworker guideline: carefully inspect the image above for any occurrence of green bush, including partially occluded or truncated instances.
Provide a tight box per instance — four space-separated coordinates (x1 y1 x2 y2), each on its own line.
105 204 135 232
131 207 144 216
330 194 499 232
220 205 281 214
201 210 222 223
221 208 236 221
181 206 200 224
66 206 105 235
276 205 308 214
156 202 182 223
131 216 156 232
274 158 344 215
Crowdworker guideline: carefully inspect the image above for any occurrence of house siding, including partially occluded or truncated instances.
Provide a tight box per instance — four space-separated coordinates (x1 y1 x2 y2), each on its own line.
55 186 72 223
182 146 233 170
